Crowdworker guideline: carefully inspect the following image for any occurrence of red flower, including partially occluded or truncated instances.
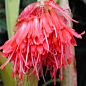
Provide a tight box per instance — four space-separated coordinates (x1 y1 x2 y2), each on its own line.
0 0 85 85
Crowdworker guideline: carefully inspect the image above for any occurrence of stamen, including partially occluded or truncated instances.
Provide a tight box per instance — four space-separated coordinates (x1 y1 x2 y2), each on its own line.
40 66 45 82
54 68 56 85
19 60 22 79
53 25 57 38
25 40 29 66
0 51 14 70
33 38 46 45
36 67 40 80
21 53 30 69
48 56 55 63
80 31 85 35
28 54 40 76
54 55 58 69
33 39 39 45
60 67 63 81
14 55 18 80
43 29 49 50
22 62 26 75
61 44 63 65
31 57 34 67
33 72 35 85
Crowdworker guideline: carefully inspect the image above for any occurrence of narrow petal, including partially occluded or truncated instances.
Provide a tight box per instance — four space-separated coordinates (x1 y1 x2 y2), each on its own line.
42 15 52 34
44 0 79 23
16 22 28 44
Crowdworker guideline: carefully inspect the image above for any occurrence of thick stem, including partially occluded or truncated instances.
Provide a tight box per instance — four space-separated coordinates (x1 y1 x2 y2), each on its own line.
5 0 20 38
59 0 77 86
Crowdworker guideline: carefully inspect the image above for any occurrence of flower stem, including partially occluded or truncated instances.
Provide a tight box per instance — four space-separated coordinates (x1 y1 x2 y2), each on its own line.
59 0 77 86
5 0 20 38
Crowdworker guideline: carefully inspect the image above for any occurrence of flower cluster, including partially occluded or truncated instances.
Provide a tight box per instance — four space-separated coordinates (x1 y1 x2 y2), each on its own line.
0 0 85 85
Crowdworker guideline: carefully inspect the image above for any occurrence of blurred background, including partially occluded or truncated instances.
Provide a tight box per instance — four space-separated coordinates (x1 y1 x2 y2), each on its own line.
0 0 86 86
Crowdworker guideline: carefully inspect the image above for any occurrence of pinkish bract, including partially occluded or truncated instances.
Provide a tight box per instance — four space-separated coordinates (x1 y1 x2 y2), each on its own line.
0 0 85 85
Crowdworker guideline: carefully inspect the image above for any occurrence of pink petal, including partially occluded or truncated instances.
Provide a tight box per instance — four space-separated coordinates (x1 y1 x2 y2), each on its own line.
37 44 43 54
17 2 36 21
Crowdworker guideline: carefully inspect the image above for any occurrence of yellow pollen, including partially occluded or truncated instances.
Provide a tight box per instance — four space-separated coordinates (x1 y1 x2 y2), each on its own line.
61 61 62 65
22 76 23 79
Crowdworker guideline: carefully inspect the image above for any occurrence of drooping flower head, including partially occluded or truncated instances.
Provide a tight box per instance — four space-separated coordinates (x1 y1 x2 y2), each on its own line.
0 0 85 85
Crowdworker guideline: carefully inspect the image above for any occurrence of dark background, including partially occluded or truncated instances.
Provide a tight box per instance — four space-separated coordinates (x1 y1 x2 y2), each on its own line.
69 0 86 86
0 0 86 86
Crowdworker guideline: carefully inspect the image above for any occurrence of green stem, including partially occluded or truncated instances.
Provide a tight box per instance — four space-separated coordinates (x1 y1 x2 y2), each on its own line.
59 0 77 86
5 0 20 38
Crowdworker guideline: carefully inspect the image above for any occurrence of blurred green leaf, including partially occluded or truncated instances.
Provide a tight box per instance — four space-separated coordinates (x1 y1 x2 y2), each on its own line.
0 0 5 2
0 54 15 86
37 0 59 3
0 9 5 14
54 0 59 3
22 0 37 7
42 78 60 86
0 19 6 32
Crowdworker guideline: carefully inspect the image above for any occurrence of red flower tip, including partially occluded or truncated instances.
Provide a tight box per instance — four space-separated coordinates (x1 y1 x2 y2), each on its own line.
0 0 85 85
0 65 6 70
59 75 63 81
12 71 14 77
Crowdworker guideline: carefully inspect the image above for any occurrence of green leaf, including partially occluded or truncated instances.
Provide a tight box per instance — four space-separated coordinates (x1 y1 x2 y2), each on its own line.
42 78 60 86
0 54 15 86
54 0 59 3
